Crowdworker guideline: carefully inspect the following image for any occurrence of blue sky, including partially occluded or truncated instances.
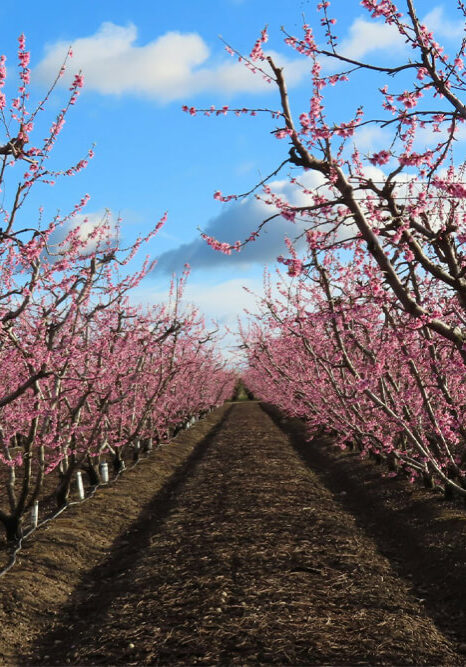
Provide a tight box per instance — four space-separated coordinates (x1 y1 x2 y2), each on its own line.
0 0 463 345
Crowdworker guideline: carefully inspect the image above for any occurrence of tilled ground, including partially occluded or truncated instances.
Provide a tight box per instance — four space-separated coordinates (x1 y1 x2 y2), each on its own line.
0 404 231 665
18 402 464 665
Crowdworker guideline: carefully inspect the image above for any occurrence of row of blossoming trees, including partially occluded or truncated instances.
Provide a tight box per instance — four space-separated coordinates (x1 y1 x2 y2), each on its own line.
188 0 466 496
0 38 234 541
242 254 466 495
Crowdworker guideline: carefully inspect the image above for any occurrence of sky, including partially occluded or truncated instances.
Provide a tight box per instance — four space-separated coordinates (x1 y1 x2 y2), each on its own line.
0 0 464 353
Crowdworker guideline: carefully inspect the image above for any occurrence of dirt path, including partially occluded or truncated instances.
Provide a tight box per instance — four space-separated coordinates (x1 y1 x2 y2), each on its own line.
22 402 463 665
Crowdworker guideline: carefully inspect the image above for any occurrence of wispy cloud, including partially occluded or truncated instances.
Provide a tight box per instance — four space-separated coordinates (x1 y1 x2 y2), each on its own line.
337 5 462 64
33 22 308 103
339 17 406 61
132 275 270 359
422 6 465 40
352 125 391 152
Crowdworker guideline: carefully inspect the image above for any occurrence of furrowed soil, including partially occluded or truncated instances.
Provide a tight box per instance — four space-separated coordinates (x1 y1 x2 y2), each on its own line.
1 401 466 665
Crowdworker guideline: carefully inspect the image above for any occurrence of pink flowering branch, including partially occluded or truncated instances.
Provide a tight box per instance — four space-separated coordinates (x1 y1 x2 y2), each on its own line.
184 7 466 362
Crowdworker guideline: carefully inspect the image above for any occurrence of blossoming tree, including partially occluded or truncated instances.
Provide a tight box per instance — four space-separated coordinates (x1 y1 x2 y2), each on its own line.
0 37 234 541
184 0 466 493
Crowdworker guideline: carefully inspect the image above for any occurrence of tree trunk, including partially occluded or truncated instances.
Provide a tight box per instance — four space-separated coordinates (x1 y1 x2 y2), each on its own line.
56 464 76 508
1 514 23 542
84 456 99 485
113 449 125 473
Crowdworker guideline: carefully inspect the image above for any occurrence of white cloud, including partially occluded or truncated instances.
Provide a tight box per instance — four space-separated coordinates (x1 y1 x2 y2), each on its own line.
336 6 462 66
133 277 262 322
33 23 308 103
47 209 116 256
353 125 390 152
413 121 466 151
339 17 406 61
422 7 465 40
132 275 271 359
35 24 208 101
185 277 262 321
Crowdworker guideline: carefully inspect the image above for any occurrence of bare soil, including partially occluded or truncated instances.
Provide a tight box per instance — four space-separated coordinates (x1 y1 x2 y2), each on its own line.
0 401 465 665
0 404 231 665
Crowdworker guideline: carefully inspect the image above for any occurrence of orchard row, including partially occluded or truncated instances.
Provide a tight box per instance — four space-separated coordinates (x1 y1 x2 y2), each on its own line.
0 37 234 541
196 1 466 496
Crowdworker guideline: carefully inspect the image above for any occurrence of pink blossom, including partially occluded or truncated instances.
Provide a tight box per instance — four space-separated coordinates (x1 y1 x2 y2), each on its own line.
369 150 391 165
250 27 268 62
287 259 303 276
70 73 84 89
213 190 236 203
416 67 428 80
360 0 402 22
396 90 421 109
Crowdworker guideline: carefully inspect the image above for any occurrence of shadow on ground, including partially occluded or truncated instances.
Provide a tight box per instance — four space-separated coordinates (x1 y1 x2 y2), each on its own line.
23 406 233 665
262 403 466 654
